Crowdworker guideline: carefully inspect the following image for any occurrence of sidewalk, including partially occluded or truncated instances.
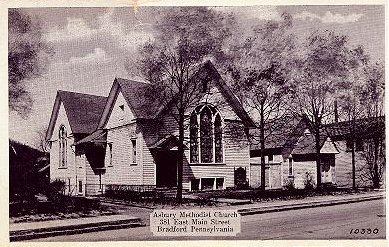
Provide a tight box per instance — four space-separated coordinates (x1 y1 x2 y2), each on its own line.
10 214 144 241
230 191 385 215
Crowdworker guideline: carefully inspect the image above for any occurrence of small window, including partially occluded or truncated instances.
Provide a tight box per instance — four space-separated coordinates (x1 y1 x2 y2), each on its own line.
119 104 124 120
78 180 83 193
288 158 293 176
131 139 137 164
268 155 273 162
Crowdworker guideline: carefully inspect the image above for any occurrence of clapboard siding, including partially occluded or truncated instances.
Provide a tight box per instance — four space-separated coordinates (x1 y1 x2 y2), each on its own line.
49 103 78 193
141 128 156 185
106 91 135 129
292 160 317 189
333 140 368 187
183 165 237 190
105 125 142 185
85 159 100 195
250 163 282 189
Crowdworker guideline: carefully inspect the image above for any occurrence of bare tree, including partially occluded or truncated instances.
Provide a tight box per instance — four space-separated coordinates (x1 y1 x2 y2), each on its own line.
228 13 297 190
137 7 235 202
357 62 385 188
292 30 353 188
336 46 369 189
8 9 53 118
35 125 50 153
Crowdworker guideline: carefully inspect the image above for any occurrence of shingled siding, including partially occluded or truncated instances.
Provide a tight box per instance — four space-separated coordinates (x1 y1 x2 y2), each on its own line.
49 103 78 194
333 141 366 187
104 124 142 185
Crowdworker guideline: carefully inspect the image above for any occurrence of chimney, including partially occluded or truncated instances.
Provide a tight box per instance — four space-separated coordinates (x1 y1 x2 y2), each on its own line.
334 100 339 123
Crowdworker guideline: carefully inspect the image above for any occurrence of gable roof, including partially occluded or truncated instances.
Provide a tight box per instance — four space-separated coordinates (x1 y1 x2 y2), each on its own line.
200 61 256 128
46 91 107 140
116 78 161 119
250 116 304 150
97 78 162 129
291 134 335 155
98 61 255 130
325 116 385 139
250 117 338 158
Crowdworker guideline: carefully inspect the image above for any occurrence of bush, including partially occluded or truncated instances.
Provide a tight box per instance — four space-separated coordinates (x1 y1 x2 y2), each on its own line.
194 194 217 206
304 172 316 191
283 178 296 191
104 184 159 203
45 179 66 200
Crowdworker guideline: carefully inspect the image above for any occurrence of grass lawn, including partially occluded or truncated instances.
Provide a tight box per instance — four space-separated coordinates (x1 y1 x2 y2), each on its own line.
189 187 372 203
9 195 117 223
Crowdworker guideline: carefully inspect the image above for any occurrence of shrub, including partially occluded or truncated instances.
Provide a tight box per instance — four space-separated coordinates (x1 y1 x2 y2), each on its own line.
304 172 316 191
104 184 158 203
194 194 217 206
283 178 296 191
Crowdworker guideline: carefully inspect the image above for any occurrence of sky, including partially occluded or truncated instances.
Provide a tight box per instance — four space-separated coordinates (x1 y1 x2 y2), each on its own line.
8 5 385 148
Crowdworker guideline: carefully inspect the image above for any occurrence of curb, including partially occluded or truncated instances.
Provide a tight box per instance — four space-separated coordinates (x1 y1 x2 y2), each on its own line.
238 195 384 216
10 217 145 241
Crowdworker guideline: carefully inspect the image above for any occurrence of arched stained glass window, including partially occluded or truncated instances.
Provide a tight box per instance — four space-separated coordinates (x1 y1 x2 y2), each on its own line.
200 107 213 163
59 125 67 167
189 104 223 164
214 114 223 163
190 114 199 163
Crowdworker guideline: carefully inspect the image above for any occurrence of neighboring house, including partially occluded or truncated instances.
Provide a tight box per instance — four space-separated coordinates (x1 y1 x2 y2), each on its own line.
45 91 108 195
250 116 385 189
325 116 385 188
46 61 256 195
250 117 339 189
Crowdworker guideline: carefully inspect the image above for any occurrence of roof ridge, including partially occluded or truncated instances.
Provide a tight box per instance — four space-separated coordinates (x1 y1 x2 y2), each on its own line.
115 76 150 85
58 90 107 98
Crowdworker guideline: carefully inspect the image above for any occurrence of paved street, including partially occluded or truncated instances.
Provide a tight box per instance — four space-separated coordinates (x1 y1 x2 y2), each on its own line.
30 199 385 241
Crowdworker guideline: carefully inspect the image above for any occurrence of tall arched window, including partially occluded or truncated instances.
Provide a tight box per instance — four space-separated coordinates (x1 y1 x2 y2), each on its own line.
189 105 223 164
214 114 223 163
200 107 213 163
190 114 199 163
59 125 67 167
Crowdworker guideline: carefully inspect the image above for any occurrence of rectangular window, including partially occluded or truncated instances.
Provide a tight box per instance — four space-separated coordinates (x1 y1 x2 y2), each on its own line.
288 158 293 176
191 179 200 191
78 180 83 193
216 178 224 190
268 155 273 162
108 143 113 166
131 139 137 164
201 178 215 190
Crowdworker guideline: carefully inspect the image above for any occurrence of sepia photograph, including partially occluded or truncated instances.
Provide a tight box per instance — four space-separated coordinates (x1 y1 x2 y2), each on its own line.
7 2 386 243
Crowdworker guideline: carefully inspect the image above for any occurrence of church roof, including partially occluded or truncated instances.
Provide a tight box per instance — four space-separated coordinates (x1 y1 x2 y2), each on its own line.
45 91 107 140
